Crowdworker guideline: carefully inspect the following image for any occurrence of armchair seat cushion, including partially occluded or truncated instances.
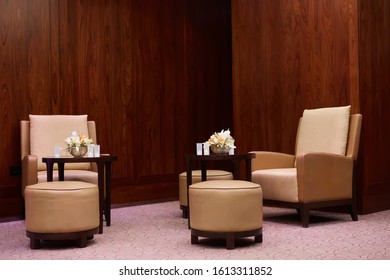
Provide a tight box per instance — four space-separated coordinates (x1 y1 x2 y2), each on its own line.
37 170 98 185
252 168 298 202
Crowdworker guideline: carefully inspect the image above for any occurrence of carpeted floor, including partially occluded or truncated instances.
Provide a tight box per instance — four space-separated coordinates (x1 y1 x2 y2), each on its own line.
1 200 390 260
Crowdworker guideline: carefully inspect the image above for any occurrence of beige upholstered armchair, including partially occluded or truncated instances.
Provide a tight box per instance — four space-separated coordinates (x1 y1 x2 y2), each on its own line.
21 115 98 196
251 106 362 227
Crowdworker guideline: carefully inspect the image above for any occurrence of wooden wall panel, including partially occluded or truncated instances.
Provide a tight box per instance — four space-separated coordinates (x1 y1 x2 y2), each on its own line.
0 0 233 217
57 0 137 179
358 0 390 213
232 0 359 155
132 0 182 181
185 0 233 144
0 0 53 216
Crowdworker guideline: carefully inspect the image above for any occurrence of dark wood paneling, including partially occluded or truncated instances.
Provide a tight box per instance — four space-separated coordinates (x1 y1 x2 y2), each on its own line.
232 0 359 155
0 185 23 218
358 0 390 213
0 0 53 218
0 0 232 218
185 0 233 145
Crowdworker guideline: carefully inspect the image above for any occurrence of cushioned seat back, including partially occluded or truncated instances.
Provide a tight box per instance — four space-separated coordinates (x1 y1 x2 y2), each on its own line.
29 115 92 171
295 105 351 158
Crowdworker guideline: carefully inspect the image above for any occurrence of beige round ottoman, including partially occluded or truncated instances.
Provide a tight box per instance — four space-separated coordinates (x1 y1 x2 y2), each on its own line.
189 180 263 249
24 181 99 249
179 170 233 218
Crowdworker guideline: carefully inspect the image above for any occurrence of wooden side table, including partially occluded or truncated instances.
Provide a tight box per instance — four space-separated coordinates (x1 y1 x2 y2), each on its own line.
185 153 255 185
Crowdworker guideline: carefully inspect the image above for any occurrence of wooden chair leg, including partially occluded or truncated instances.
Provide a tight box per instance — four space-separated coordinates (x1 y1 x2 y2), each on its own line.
226 233 235 250
191 235 198 244
182 208 188 219
77 236 88 248
300 205 310 228
254 234 263 243
350 203 358 221
30 238 40 249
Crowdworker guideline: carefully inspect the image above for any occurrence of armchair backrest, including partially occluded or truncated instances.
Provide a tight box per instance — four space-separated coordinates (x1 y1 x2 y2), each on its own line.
21 115 97 171
295 114 362 160
295 105 352 157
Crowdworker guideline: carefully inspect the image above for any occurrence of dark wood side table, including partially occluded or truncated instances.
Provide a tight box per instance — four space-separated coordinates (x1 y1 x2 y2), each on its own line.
185 153 255 185
185 153 256 228
42 155 117 234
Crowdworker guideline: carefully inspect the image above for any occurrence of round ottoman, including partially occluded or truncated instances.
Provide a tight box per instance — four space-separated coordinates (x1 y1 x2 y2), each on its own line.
179 170 233 218
189 180 263 249
24 181 99 249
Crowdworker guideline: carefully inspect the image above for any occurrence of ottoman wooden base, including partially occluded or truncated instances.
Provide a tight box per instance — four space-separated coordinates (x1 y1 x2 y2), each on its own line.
27 227 99 249
191 228 262 250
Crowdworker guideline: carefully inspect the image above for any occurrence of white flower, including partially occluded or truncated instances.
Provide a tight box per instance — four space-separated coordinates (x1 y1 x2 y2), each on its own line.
65 131 93 152
206 129 236 149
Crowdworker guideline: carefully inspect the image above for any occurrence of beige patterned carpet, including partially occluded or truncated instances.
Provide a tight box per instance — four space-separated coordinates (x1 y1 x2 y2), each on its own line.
1 200 390 260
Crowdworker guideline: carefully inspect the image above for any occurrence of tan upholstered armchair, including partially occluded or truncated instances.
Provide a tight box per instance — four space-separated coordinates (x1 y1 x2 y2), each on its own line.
21 115 98 196
251 106 362 227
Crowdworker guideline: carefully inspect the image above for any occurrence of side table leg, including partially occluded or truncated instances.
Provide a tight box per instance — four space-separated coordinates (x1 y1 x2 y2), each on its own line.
232 159 240 179
186 159 192 229
245 159 252 181
105 162 112 226
46 163 54 182
97 163 105 234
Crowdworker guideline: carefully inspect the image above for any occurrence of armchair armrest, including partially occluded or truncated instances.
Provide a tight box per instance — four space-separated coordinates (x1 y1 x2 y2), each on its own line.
22 155 38 196
296 152 354 202
250 151 295 171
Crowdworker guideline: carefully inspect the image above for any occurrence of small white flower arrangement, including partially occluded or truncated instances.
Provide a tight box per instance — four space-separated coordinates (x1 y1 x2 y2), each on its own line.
206 129 236 149
64 131 93 152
